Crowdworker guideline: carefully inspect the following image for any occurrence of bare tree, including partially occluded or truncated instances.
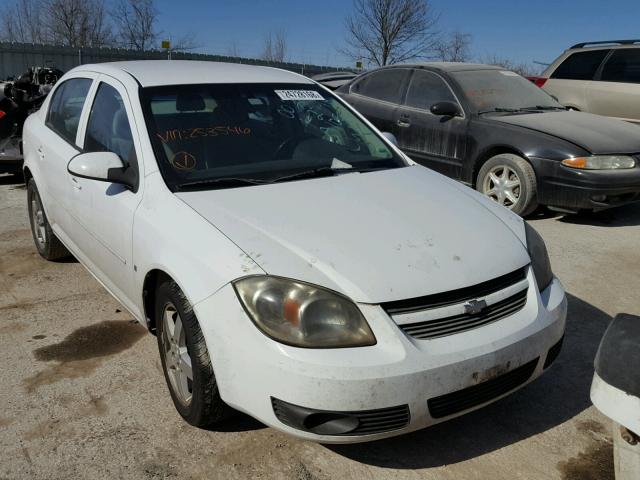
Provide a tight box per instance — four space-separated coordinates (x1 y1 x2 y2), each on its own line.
171 32 199 52
341 0 439 66
262 29 288 63
43 0 113 47
482 54 540 77
1 0 47 43
226 40 241 58
433 31 471 62
112 0 158 50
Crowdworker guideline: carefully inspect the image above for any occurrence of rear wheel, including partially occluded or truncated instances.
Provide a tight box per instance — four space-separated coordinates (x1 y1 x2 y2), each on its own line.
156 280 230 427
477 154 538 217
27 179 70 260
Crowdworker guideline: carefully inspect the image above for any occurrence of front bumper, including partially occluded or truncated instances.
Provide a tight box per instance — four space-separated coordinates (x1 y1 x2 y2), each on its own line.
531 156 640 211
194 271 567 443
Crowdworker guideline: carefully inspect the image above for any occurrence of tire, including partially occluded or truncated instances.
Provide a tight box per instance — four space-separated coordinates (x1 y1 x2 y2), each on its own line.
156 279 230 427
476 154 538 217
27 178 70 260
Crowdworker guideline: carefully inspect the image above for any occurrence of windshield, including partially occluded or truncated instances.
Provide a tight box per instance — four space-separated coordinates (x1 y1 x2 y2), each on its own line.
451 70 563 113
140 83 404 190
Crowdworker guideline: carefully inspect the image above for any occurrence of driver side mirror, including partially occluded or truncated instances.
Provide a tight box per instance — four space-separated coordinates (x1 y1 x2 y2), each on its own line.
67 151 136 190
430 101 461 117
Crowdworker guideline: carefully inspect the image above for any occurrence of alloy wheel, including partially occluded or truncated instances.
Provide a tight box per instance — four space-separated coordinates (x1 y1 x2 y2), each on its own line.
161 303 193 406
31 191 47 248
482 165 522 209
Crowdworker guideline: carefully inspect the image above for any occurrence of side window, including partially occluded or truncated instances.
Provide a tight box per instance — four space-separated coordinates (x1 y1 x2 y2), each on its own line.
404 70 456 110
600 49 640 83
46 78 92 144
84 82 136 165
550 50 609 80
353 69 409 104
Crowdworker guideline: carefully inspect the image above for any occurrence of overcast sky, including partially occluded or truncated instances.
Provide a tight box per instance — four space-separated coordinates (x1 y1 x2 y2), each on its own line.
154 0 640 68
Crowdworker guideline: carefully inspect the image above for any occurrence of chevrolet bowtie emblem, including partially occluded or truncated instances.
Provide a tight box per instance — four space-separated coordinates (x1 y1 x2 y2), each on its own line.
464 299 488 315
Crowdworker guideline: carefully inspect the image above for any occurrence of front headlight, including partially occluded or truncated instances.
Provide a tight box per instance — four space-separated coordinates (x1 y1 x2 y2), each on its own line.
561 155 636 170
233 276 376 348
524 223 553 292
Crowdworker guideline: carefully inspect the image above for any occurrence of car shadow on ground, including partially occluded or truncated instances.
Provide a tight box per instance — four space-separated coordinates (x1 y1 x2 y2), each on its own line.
326 293 610 469
527 203 640 227
206 411 267 433
558 203 640 227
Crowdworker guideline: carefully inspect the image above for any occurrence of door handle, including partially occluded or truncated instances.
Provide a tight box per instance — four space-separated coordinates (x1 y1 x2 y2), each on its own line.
396 119 411 128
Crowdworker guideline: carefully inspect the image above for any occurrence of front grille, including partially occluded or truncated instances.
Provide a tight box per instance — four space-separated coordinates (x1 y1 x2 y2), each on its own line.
381 266 527 315
427 358 539 419
348 405 411 435
271 398 410 436
399 288 528 340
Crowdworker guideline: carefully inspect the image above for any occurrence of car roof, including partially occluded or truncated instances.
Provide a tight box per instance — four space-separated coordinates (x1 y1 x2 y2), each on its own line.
376 62 504 73
71 60 313 87
568 39 640 50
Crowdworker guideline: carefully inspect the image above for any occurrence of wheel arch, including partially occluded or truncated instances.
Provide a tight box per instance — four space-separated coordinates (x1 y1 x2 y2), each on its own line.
472 146 529 187
23 165 33 184
142 268 175 335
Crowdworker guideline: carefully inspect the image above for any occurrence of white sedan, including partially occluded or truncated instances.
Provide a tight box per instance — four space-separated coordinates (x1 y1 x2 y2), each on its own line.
22 60 567 443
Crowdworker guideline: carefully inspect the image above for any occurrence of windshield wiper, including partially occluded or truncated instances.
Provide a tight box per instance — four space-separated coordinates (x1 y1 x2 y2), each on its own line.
477 107 521 115
269 166 386 184
176 177 270 191
519 105 566 111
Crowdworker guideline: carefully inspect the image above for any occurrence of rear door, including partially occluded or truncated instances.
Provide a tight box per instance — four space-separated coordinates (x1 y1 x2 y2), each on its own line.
543 49 609 110
586 48 640 122
69 75 144 307
342 68 411 136
37 75 95 241
393 69 468 179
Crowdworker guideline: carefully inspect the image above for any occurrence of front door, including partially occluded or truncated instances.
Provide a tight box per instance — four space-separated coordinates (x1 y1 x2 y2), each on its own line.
393 69 469 179
68 75 143 310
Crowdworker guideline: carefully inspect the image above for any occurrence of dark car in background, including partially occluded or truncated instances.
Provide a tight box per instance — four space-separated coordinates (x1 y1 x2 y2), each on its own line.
312 71 358 90
337 63 640 215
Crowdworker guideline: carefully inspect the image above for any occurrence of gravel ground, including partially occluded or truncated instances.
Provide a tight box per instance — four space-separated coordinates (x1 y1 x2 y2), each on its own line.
1 173 638 480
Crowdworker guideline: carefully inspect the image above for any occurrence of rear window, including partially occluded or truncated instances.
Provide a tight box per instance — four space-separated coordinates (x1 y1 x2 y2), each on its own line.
551 50 609 80
351 69 409 104
600 49 640 83
46 78 92 145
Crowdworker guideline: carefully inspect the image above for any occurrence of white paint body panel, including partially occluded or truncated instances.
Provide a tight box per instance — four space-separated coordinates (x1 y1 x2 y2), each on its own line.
591 372 640 438
591 373 640 480
176 165 530 303
22 60 567 443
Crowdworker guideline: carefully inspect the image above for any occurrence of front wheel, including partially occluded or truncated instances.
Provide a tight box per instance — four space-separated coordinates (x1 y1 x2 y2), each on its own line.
156 280 230 427
476 154 538 217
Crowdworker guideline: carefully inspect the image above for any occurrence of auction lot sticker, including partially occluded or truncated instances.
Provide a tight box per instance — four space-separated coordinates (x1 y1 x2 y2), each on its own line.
275 90 324 101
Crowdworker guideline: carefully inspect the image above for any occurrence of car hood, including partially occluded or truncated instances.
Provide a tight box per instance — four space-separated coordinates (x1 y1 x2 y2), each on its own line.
176 166 530 303
492 111 640 154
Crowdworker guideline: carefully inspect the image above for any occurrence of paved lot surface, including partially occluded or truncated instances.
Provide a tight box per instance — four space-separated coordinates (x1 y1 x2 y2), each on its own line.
1 173 639 480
